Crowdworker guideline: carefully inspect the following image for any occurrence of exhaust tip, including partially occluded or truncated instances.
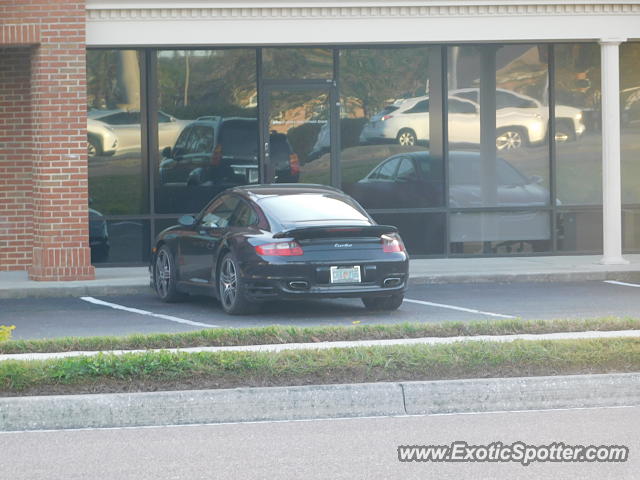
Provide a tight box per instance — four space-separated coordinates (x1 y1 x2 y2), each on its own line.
383 277 402 288
289 281 309 290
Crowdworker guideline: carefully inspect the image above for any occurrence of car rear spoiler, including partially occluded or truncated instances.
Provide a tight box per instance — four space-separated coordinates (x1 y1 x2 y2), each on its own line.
273 225 398 240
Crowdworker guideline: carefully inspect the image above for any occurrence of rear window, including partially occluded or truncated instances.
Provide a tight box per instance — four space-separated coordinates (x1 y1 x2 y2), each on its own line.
219 120 258 157
260 194 369 223
380 106 399 115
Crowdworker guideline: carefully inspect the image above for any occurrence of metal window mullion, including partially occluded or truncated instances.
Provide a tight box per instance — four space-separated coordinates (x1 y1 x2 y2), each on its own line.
549 44 558 252
330 48 341 188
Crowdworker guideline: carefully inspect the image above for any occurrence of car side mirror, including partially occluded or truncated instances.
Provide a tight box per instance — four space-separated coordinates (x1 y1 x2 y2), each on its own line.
178 215 196 227
161 146 172 158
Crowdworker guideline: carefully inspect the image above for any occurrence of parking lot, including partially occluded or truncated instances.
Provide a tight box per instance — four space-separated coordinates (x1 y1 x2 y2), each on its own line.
2 279 640 340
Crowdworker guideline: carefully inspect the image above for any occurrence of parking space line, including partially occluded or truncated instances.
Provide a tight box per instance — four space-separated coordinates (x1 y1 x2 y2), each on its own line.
80 297 219 328
403 298 516 319
604 280 640 288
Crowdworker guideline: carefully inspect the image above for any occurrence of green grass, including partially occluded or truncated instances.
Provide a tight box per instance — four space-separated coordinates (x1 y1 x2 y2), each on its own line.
1 317 639 355
2 337 638 395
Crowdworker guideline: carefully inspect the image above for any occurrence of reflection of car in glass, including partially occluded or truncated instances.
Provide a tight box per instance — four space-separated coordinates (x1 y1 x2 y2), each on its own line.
451 88 586 143
359 95 548 150
87 109 189 158
346 151 548 209
89 208 109 262
346 151 550 249
159 117 300 186
359 89 585 150
151 184 409 314
308 122 330 160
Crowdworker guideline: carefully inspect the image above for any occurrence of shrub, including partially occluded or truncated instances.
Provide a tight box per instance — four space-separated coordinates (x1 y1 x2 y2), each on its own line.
0 325 15 342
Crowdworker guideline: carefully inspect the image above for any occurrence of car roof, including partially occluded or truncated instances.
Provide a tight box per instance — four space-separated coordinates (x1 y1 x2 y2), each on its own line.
380 150 485 162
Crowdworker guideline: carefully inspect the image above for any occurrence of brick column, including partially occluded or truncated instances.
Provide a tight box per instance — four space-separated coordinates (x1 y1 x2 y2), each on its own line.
1 0 94 281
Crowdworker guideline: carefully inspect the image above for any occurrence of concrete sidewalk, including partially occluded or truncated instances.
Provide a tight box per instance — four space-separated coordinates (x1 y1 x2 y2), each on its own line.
2 254 640 299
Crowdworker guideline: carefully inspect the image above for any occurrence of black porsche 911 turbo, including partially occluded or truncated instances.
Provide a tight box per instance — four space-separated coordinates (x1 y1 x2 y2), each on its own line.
150 184 409 315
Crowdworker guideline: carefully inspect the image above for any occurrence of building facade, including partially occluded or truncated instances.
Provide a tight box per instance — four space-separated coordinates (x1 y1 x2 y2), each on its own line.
1 0 640 280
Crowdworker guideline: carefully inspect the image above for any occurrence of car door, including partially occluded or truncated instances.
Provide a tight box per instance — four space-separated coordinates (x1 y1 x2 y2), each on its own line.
448 98 480 145
160 126 194 184
179 194 240 284
401 99 430 140
349 157 401 209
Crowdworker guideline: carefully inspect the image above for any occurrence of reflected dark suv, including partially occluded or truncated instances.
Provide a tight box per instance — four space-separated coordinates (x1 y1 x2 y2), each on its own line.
159 117 299 186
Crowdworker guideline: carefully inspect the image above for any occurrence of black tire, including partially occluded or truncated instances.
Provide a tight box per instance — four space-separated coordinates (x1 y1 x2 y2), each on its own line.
88 138 100 158
396 129 417 146
496 127 527 151
153 245 186 302
362 294 404 311
217 252 258 315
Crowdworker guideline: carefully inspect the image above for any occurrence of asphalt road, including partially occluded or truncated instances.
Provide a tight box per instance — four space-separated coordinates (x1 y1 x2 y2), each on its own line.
1 406 637 479
2 280 640 339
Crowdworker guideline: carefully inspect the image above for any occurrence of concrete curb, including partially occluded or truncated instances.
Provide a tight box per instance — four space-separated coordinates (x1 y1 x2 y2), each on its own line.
0 283 151 299
3 270 640 299
2 373 639 432
408 270 640 285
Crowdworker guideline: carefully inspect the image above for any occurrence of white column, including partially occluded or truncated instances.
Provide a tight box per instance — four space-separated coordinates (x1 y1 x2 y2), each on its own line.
600 39 628 265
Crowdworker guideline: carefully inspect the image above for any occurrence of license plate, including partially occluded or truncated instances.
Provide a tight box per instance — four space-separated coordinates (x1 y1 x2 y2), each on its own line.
330 266 361 284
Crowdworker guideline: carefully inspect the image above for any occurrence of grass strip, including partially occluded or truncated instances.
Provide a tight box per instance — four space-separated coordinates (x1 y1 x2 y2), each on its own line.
1 337 639 396
1 317 640 355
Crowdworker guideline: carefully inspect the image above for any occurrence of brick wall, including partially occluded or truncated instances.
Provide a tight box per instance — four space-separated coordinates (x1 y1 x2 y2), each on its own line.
0 0 94 280
0 48 34 270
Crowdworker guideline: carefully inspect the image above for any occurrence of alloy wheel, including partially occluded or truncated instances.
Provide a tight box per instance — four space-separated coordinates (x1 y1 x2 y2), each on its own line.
155 249 171 298
496 130 523 150
219 257 238 310
397 130 416 146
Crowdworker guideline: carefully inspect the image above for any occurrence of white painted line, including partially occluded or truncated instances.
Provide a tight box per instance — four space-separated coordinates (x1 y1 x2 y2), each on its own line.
604 280 640 288
1 405 637 435
3 329 640 362
80 297 219 329
404 298 516 319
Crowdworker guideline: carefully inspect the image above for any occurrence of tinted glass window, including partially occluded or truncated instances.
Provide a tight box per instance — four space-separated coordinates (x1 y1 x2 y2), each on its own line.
375 157 400 181
496 91 538 109
260 194 369 223
452 90 478 102
416 156 443 182
405 100 429 114
201 195 240 228
219 120 258 157
174 128 193 150
229 200 258 227
189 126 215 154
448 98 477 114
396 158 417 181
380 106 399 115
87 49 146 216
155 49 258 214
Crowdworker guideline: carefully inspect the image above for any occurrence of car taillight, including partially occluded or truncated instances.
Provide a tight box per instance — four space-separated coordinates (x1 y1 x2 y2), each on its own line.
382 234 405 253
381 114 394 121
211 144 222 166
255 241 303 256
289 153 300 176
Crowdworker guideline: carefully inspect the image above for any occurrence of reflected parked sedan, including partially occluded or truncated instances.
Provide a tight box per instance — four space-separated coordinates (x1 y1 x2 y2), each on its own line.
345 151 551 248
150 184 409 315
346 151 548 209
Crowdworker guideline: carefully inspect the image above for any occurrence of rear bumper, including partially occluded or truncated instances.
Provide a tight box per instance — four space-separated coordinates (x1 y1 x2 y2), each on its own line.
240 260 408 301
